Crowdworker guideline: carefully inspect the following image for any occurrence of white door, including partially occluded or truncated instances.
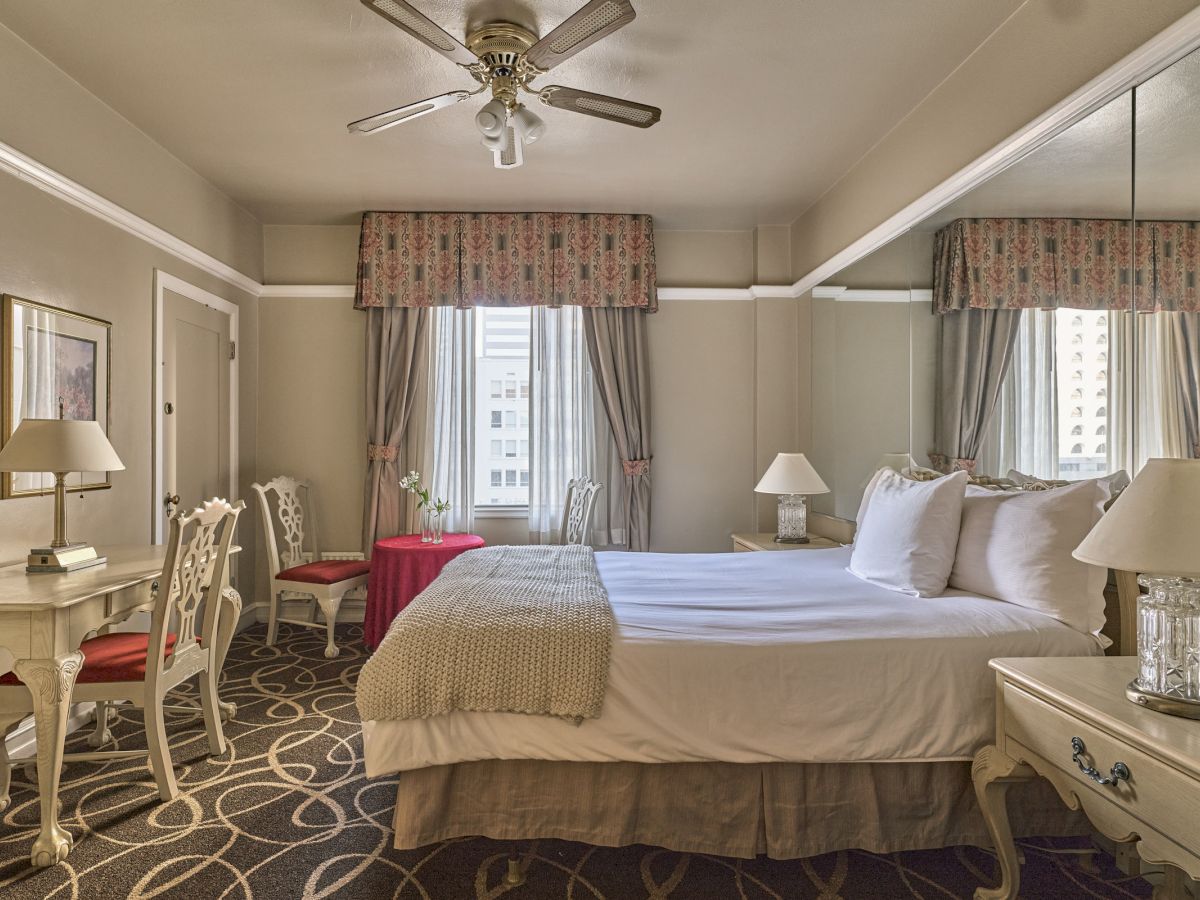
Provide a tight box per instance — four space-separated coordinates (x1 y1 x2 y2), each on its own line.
160 288 231 535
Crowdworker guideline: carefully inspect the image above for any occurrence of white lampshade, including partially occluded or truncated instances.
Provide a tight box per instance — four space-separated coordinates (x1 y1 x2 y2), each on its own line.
755 452 829 496
1073 458 1200 577
475 98 507 137
512 104 546 144
0 418 124 474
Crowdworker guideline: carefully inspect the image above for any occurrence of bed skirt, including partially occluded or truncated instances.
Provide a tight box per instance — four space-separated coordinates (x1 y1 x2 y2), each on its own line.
391 759 1087 859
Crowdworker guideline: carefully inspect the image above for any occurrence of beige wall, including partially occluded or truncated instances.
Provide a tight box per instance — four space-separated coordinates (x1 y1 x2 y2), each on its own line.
259 225 804 555
0 172 260 592
789 0 1200 283
0 23 263 280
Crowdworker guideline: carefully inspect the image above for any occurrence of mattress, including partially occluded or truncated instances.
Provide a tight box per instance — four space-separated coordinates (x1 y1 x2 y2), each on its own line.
363 546 1100 777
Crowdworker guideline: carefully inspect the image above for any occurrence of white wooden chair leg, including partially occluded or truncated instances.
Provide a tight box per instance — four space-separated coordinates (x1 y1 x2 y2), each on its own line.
198 665 226 757
143 701 178 802
0 712 24 813
214 587 241 723
266 588 280 646
87 700 114 748
307 595 319 624
316 595 341 659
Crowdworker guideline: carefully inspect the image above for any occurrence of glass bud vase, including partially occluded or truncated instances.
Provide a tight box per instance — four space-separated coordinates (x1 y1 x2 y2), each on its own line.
420 507 433 543
1136 575 1200 703
431 511 444 545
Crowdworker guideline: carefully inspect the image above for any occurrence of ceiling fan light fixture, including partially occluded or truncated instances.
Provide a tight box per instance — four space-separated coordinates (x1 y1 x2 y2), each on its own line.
475 98 508 137
480 130 505 151
512 104 546 144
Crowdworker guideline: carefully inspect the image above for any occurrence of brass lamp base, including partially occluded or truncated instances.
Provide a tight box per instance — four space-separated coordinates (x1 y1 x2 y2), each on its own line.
1125 681 1200 719
27 543 106 574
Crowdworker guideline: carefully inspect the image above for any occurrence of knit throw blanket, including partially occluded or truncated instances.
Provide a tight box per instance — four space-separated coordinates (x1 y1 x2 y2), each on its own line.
355 545 613 723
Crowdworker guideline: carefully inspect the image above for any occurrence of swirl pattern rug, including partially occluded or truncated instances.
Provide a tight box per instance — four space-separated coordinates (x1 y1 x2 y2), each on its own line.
0 624 1150 898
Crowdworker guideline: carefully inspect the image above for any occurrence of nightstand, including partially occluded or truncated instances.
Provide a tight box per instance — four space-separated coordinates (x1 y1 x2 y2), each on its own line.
974 656 1200 900
731 533 840 552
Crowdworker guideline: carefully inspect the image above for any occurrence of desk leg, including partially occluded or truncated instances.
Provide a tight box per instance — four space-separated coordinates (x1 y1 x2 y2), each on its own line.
214 587 242 722
972 744 1035 900
13 652 83 867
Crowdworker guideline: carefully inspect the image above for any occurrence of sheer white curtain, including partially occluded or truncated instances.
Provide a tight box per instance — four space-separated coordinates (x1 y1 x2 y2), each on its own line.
977 309 1057 478
417 307 476 534
1134 312 1190 467
528 306 621 546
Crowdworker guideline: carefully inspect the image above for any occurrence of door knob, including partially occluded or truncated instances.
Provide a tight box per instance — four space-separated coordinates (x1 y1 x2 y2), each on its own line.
164 493 181 508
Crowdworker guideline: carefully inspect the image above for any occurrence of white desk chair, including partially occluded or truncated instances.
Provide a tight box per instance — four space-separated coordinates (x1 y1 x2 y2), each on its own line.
561 476 603 545
252 476 369 659
0 498 241 814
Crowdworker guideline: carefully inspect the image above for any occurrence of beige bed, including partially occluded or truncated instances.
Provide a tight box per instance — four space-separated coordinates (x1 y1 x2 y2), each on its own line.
371 547 1137 860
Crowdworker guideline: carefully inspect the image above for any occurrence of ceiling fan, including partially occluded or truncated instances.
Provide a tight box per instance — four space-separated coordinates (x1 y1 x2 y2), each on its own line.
348 0 662 169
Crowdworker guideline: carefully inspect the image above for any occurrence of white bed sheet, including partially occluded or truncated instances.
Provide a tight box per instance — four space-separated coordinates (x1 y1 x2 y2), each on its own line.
363 546 1100 777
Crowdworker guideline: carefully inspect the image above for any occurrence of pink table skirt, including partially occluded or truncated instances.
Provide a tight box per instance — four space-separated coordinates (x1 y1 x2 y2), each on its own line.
364 533 486 650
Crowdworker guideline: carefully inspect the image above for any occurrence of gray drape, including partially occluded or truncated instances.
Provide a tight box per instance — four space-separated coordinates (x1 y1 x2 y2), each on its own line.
1172 313 1200 458
363 307 430 551
583 308 652 551
931 309 1022 472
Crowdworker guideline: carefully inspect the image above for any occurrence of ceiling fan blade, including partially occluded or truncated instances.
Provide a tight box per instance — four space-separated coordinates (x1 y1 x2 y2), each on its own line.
524 0 636 71
360 0 478 67
538 86 660 128
347 91 471 134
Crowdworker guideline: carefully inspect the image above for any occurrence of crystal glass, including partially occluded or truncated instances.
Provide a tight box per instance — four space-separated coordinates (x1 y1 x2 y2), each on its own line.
420 507 433 543
1136 575 1200 701
775 494 809 543
430 511 444 545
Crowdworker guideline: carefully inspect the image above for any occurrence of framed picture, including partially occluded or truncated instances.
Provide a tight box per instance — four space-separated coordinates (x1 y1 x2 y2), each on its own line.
1 295 112 498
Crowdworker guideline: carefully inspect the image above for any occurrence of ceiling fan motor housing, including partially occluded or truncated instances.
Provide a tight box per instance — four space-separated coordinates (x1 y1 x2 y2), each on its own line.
466 23 538 79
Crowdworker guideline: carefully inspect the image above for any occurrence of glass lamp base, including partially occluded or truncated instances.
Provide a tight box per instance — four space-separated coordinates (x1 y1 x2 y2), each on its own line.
775 495 809 543
1133 575 1200 716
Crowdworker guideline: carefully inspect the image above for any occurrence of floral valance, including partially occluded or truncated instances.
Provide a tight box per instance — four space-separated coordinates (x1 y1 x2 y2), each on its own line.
355 211 658 312
933 218 1200 314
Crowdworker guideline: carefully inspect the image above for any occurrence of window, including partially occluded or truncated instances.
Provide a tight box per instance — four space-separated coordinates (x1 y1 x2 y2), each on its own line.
1097 351 1108 364
1071 315 1083 327
474 308 534 507
1071 425 1083 436
519 469 529 487
1096 424 1107 436
1071 352 1083 365
1071 443 1083 454
1071 407 1082 418
1096 443 1107 454
1096 387 1107 399
1097 333 1108 345
1096 406 1107 417
520 439 529 457
1071 388 1083 400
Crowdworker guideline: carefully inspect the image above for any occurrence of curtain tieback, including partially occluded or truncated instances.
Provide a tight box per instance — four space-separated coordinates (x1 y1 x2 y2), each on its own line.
368 443 398 462
622 458 651 477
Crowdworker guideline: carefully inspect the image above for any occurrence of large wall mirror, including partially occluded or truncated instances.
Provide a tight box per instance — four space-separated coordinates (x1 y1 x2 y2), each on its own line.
812 44 1200 520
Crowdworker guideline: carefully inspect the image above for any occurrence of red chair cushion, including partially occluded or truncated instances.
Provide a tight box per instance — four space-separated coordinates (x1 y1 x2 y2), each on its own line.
277 558 370 585
0 632 178 686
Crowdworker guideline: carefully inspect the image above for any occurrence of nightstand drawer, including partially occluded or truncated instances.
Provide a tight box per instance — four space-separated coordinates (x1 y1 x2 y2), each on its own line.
1003 683 1200 837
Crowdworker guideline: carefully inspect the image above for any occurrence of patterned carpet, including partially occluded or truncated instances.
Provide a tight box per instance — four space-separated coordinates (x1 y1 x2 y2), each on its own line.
0 624 1151 899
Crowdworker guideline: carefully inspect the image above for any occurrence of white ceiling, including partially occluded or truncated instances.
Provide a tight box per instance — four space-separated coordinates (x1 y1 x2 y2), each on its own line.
0 0 1024 228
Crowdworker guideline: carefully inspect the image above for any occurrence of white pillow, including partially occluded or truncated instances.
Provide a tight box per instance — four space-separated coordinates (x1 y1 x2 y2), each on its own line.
849 469 968 597
949 479 1110 641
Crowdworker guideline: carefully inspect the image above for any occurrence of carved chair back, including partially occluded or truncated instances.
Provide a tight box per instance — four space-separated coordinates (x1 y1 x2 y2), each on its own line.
560 477 604 545
150 498 242 685
251 476 320 580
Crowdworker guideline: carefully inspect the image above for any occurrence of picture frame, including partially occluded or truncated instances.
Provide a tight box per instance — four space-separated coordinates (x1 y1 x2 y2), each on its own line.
1 295 112 498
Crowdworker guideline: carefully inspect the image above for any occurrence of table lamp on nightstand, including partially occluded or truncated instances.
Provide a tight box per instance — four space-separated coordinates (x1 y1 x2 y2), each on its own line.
755 452 829 544
0 417 125 573
1074 458 1200 719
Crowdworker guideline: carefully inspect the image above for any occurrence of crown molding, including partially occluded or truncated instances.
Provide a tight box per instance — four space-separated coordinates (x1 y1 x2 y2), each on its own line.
258 284 356 298
0 138 263 297
812 287 933 303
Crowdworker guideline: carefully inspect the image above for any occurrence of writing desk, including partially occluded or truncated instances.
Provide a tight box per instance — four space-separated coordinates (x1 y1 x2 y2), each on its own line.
0 544 241 866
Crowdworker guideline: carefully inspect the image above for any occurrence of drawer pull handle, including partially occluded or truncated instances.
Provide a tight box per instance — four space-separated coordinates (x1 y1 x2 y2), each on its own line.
1070 737 1130 786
